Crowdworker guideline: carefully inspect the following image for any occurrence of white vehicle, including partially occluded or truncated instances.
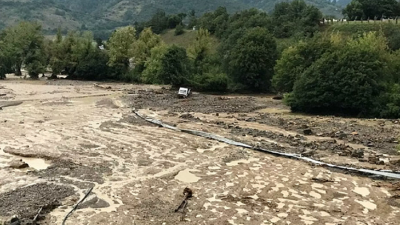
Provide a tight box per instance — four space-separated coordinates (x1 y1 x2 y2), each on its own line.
178 87 191 98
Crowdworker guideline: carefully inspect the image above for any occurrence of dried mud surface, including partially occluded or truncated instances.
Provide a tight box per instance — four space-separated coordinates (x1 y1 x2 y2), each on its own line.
0 79 400 225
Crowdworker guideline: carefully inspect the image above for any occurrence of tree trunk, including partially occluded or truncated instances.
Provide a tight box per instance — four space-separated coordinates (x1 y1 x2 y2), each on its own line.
15 63 22 76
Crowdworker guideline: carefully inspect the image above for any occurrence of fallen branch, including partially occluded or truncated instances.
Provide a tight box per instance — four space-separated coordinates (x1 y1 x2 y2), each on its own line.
62 187 94 225
175 187 193 221
33 206 43 223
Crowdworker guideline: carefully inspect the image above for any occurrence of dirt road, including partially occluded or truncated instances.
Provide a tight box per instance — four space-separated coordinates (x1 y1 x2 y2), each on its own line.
0 79 399 225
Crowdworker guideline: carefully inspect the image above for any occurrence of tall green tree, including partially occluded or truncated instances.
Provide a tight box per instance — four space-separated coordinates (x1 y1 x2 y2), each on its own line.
343 0 400 20
272 0 322 38
159 45 191 86
132 28 163 66
107 26 136 74
1 21 46 77
272 35 335 93
188 28 212 74
226 27 278 91
287 32 391 117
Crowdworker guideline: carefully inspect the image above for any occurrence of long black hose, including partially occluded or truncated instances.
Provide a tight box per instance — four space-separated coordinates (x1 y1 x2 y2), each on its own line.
133 110 400 180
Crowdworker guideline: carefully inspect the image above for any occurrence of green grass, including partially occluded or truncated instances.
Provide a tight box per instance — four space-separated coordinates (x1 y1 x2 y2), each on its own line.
160 29 220 51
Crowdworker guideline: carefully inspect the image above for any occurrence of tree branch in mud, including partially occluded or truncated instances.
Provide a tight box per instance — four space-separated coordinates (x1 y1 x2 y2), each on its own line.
62 187 94 225
174 187 193 219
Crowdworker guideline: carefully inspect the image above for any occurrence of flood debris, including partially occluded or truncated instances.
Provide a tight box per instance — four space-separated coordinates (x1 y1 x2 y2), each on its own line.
0 183 74 224
174 187 193 220
8 159 29 169
62 187 94 225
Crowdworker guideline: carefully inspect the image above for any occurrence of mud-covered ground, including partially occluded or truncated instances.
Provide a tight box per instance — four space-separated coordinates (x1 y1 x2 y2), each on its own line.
1 79 400 225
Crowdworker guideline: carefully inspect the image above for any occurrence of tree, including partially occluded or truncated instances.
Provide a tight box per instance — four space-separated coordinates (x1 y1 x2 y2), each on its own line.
226 27 277 91
342 0 364 20
343 0 400 20
1 21 46 77
141 44 169 84
107 26 136 74
48 28 64 78
198 7 229 37
272 0 322 38
287 32 391 117
174 24 185 36
147 9 168 34
188 28 212 74
133 28 162 61
159 45 191 86
272 35 335 93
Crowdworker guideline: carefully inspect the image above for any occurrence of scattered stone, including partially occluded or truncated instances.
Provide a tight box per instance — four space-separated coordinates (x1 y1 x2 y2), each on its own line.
302 149 315 157
9 216 21 225
367 142 375 147
9 159 29 169
351 149 364 158
368 155 379 164
303 129 312 135
389 159 400 166
376 160 385 165
311 177 333 183
351 132 358 135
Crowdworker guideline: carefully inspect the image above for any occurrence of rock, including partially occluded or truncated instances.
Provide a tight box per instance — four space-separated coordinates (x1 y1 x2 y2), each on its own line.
9 159 29 169
358 158 368 162
272 95 283 100
303 129 312 135
367 142 374 147
351 132 358 135
376 160 385 165
9 216 21 225
389 159 400 166
300 124 309 129
302 149 315 157
368 155 379 164
351 149 364 158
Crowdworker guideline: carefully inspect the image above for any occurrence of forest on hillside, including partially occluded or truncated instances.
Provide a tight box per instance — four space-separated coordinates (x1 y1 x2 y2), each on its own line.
0 0 343 37
1 0 400 119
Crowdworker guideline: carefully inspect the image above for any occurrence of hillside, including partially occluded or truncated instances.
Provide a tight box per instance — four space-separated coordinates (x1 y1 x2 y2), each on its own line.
0 0 344 35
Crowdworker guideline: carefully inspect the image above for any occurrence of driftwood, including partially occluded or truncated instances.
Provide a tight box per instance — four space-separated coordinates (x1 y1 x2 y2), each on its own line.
32 206 43 223
62 187 94 225
175 187 193 221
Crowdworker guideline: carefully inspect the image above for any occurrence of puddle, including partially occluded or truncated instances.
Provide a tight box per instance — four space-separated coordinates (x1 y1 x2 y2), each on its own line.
0 146 51 170
174 169 201 183
22 158 51 170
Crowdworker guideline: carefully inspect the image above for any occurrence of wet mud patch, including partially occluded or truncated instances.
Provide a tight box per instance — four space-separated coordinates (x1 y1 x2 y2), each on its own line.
222 149 250 163
95 98 119 109
34 160 111 185
3 146 58 160
118 115 158 127
0 183 74 224
124 91 268 114
243 114 400 156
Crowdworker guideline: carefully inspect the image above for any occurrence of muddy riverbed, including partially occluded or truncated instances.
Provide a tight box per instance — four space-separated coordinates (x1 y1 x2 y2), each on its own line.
0 79 400 224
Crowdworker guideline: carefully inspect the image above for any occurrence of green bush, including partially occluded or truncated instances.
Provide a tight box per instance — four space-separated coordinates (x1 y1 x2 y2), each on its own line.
226 27 277 91
192 73 228 92
272 35 335 93
288 46 385 116
174 24 185 36
158 45 191 86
